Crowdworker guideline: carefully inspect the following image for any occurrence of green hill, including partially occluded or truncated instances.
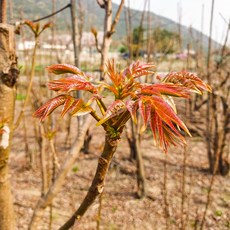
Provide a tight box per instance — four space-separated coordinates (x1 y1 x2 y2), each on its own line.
10 0 218 51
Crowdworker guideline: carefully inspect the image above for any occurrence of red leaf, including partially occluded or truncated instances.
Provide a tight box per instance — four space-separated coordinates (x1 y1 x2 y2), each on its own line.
70 99 84 116
150 95 191 136
33 95 67 121
140 83 190 98
138 99 151 132
163 71 212 94
106 59 124 87
61 96 81 117
47 77 97 94
122 61 155 79
96 100 126 126
126 100 138 124
47 64 85 76
149 110 186 152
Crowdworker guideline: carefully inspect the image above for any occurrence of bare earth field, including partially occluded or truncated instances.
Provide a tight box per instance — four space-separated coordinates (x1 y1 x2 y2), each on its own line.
9 113 229 230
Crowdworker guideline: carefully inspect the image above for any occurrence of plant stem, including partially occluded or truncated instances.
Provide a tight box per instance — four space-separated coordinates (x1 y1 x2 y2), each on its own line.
59 132 119 230
14 36 38 130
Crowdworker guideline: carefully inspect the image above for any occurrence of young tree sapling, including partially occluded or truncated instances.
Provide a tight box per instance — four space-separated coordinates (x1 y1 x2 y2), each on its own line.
33 60 211 229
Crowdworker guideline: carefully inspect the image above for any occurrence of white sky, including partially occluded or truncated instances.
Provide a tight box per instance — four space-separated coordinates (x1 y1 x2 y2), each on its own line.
112 0 230 45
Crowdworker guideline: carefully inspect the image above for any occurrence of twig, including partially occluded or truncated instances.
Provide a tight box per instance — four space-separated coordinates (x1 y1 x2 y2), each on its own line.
31 4 71 23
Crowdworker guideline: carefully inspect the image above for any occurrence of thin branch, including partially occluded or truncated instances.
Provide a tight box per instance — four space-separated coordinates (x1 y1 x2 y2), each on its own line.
32 3 71 22
59 133 119 230
109 0 125 36
97 0 106 8
12 3 70 25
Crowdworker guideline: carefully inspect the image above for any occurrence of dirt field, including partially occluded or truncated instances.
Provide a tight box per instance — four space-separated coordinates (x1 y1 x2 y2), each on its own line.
10 112 229 230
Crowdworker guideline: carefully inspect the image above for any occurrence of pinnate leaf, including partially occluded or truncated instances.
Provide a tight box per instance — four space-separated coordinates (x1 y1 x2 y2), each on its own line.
126 100 138 124
140 83 190 98
96 100 126 126
33 95 67 121
163 71 211 94
47 77 97 93
123 61 155 79
47 64 85 76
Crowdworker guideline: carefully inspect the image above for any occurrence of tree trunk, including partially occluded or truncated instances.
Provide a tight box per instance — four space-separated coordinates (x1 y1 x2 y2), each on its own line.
100 0 112 75
97 0 125 78
0 23 18 230
59 132 119 230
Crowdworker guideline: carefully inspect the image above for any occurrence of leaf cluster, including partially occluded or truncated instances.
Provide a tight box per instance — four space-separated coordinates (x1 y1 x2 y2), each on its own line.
34 60 211 152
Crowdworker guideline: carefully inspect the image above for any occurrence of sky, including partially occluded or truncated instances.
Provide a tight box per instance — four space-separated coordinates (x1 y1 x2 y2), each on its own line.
112 0 230 45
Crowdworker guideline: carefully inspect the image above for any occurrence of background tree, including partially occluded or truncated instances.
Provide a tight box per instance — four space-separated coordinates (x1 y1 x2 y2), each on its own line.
94 0 125 78
0 3 19 228
152 27 180 54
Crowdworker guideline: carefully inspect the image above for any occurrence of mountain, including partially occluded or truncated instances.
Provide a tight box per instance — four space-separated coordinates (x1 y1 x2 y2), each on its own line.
10 0 219 51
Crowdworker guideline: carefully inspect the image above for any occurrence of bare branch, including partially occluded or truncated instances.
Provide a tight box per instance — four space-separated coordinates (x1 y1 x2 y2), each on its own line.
97 0 106 8
109 0 125 36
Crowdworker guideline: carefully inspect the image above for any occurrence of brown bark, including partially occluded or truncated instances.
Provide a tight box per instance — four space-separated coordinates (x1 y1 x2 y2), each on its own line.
59 133 119 230
0 23 18 230
0 0 6 23
97 0 125 77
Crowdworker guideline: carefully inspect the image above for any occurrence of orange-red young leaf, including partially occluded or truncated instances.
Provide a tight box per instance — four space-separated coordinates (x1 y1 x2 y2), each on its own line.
24 20 51 36
72 105 92 116
149 110 186 152
47 64 86 76
122 61 155 79
96 100 126 126
33 95 67 121
149 95 191 136
126 100 138 124
163 71 212 94
140 83 191 98
138 99 151 132
41 22 53 33
70 99 84 116
47 77 97 94
106 59 124 86
61 97 82 117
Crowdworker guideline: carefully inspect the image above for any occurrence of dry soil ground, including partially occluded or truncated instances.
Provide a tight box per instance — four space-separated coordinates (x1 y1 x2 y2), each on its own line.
9 112 229 230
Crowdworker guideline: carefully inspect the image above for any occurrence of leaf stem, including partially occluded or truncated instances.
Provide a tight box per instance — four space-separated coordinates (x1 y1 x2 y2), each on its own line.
58 133 119 230
96 98 107 116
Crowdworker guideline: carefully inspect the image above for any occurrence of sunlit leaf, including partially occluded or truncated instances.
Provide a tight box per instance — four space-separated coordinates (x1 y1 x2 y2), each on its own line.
122 61 155 79
106 59 124 87
33 95 67 121
96 100 126 126
70 99 84 116
138 99 151 132
72 105 92 116
126 100 138 124
150 95 191 136
140 83 190 98
61 96 81 117
47 64 86 76
162 71 212 94
47 77 97 94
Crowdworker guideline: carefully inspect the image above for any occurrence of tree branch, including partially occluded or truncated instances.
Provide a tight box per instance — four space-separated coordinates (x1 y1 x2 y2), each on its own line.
109 0 125 36
58 133 119 230
97 0 106 8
